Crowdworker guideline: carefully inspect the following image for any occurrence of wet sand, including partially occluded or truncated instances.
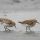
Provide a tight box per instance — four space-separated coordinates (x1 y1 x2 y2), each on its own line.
0 31 40 40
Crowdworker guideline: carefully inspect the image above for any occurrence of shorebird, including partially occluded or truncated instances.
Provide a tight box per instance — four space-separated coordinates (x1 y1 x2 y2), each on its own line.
0 18 16 31
18 19 40 32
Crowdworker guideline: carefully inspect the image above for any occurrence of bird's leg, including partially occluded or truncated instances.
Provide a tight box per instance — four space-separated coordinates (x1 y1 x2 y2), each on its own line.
7 28 11 31
4 26 11 31
15 25 16 28
4 26 7 31
26 26 27 32
6 27 11 31
28 26 31 32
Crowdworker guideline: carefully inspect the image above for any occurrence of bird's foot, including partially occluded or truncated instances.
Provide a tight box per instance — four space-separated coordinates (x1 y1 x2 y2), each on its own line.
5 29 11 32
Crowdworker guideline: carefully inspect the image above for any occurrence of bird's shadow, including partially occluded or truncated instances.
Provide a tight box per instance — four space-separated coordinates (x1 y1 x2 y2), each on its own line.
3 30 14 33
24 31 35 34
23 31 40 37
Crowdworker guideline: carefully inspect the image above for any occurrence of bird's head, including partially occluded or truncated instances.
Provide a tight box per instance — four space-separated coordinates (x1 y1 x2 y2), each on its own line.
33 19 40 24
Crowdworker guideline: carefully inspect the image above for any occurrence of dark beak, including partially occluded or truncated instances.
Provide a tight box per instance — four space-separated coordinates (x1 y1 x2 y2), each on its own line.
37 22 40 24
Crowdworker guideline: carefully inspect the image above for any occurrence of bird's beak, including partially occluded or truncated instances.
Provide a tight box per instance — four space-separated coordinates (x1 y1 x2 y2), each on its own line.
37 22 40 24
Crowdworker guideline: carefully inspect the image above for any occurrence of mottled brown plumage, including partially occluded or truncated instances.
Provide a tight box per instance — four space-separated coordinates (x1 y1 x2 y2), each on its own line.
18 19 40 31
0 18 16 31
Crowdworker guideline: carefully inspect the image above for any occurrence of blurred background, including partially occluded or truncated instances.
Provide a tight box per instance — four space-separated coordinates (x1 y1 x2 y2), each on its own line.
0 0 40 32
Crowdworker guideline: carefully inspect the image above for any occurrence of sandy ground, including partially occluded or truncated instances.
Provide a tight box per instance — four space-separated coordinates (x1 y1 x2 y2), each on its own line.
0 31 40 40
